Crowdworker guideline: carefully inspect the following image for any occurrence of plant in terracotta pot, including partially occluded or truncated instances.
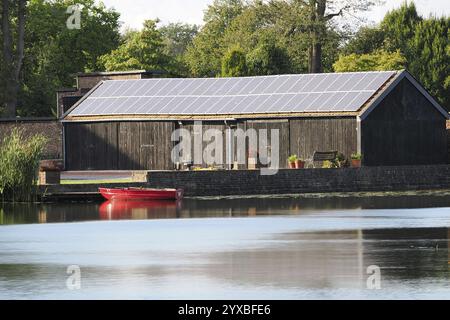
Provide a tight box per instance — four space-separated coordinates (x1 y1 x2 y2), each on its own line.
295 157 305 169
288 155 297 169
351 153 362 167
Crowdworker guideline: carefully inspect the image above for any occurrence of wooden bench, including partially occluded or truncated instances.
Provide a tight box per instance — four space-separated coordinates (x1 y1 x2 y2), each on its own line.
306 151 338 168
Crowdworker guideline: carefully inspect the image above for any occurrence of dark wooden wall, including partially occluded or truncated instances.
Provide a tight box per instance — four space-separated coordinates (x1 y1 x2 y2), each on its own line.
180 122 227 168
180 120 291 169
246 120 290 169
289 117 358 161
65 118 358 170
362 78 448 166
65 121 175 170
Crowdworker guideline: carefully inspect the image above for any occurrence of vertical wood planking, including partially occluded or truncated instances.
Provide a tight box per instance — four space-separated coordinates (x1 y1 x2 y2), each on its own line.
289 117 358 161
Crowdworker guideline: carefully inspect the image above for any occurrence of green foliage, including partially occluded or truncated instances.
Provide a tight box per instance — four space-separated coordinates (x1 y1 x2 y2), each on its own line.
185 0 244 77
340 2 449 110
335 153 349 168
322 153 348 169
408 17 449 109
19 0 121 117
288 155 298 162
0 129 47 202
160 23 199 57
246 40 291 76
221 47 248 77
381 1 421 57
342 27 386 55
351 153 362 160
445 45 450 91
185 0 343 76
322 160 334 169
160 23 199 76
334 50 406 72
99 20 173 72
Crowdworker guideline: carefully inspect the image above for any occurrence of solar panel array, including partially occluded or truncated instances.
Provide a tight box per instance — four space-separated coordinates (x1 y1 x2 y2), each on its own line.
68 71 396 117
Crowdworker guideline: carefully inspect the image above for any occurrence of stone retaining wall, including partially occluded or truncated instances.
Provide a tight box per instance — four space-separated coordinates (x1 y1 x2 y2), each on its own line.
147 165 450 197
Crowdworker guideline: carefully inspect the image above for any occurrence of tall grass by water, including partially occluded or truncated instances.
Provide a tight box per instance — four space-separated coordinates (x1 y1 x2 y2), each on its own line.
0 129 47 202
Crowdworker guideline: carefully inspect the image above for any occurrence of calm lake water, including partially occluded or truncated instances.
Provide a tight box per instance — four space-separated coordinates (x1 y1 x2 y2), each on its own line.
1 193 450 300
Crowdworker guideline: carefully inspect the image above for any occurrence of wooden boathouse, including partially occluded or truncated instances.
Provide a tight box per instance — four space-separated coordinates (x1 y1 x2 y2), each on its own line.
62 70 449 170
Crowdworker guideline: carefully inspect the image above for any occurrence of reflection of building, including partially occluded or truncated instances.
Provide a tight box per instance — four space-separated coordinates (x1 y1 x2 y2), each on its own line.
38 209 47 224
202 230 366 289
202 227 450 291
62 70 448 171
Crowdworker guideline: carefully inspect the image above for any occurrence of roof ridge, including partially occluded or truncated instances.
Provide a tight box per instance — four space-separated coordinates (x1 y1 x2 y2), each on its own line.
100 71 400 82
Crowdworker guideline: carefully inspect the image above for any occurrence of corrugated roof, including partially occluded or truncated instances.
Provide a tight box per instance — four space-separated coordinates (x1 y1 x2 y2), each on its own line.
65 71 399 119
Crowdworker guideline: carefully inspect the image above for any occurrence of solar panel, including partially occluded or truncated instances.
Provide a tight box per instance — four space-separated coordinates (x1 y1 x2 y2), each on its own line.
338 73 363 92
302 93 323 112
351 73 376 91
67 71 397 117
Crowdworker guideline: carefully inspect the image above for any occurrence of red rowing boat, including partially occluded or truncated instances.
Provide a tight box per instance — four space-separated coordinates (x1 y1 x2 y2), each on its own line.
99 187 184 201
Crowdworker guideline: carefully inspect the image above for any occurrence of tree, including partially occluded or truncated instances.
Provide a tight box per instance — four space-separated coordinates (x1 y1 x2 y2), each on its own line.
221 46 247 77
342 26 386 55
246 40 291 75
185 0 244 77
333 50 406 72
18 0 121 116
269 0 381 73
338 2 449 110
160 23 199 57
1 0 27 117
99 20 172 72
381 1 421 58
445 44 450 92
159 23 199 76
409 17 449 109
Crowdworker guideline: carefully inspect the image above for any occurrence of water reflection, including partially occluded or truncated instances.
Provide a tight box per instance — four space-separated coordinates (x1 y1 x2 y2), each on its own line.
99 200 182 220
210 228 450 291
0 216 449 299
1 193 450 225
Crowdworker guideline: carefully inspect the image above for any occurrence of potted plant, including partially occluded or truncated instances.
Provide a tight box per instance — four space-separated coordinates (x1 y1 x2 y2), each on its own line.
288 155 297 169
351 153 362 168
295 157 305 169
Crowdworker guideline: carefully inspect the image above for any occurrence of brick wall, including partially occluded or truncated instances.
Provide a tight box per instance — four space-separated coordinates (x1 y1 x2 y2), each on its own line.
147 165 450 197
77 74 143 90
0 119 62 159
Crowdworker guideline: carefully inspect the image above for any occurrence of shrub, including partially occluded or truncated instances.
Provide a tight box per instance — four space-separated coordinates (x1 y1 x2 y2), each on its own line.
288 154 298 162
0 129 47 202
322 160 334 168
351 153 362 160
335 153 349 168
322 153 349 168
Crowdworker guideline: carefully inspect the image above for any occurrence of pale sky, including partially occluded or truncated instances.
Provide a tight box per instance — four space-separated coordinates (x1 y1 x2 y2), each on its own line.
100 0 450 30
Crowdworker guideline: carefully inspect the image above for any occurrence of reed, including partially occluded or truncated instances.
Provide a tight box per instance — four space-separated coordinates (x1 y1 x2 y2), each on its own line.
0 129 47 202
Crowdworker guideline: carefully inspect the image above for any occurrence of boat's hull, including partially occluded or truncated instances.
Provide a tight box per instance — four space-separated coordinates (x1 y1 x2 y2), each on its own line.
99 188 184 201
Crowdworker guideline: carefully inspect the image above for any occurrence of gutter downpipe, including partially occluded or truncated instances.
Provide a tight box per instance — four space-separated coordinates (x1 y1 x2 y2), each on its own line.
224 120 234 170
356 116 362 159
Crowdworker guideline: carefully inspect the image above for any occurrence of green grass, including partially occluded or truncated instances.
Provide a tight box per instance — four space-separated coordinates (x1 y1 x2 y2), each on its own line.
61 178 133 185
0 129 47 202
